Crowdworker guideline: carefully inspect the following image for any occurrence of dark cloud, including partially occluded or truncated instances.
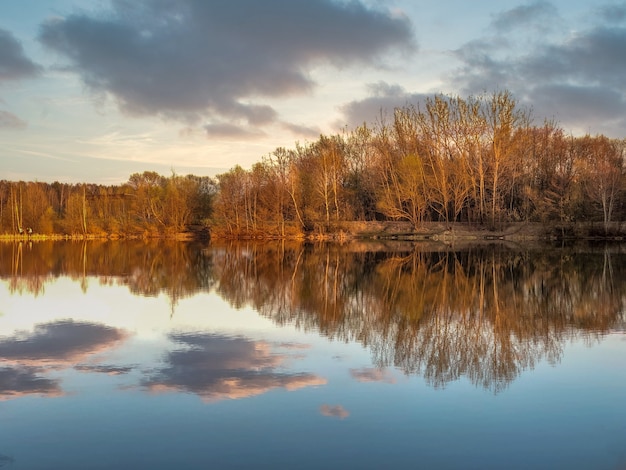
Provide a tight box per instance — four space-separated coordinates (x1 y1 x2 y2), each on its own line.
0 320 128 363
0 28 41 81
38 0 414 126
0 110 26 129
532 83 626 120
337 82 430 128
522 26 626 88
319 404 349 419
450 4 626 136
142 333 325 401
0 366 62 399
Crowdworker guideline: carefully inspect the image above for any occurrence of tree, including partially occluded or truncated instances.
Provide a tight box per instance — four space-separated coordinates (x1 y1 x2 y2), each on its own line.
214 166 250 235
577 135 624 233
482 91 530 228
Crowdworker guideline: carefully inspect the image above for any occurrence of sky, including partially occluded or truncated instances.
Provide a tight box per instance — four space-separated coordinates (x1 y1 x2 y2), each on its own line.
1 0 625 184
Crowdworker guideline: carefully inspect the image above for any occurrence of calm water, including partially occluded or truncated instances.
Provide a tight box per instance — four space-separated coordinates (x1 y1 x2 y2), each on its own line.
0 240 625 469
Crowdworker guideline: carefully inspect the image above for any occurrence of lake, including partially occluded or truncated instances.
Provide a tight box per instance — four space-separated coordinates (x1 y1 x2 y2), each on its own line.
1 240 625 469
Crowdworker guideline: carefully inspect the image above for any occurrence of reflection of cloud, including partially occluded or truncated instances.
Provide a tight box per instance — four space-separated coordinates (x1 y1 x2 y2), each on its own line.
142 333 326 402
275 342 312 350
0 366 62 400
320 404 349 419
0 320 128 366
0 453 15 467
350 367 396 384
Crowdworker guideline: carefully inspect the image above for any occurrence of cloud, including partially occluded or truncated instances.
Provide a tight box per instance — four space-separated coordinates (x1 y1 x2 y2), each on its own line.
337 82 430 128
490 1 559 34
0 366 63 400
319 404 349 419
0 28 41 81
531 84 626 124
74 364 134 375
204 123 266 139
450 3 626 136
595 3 626 23
0 110 27 129
0 28 41 130
521 26 626 89
350 367 396 383
0 320 128 365
281 122 321 139
142 333 326 401
38 0 414 127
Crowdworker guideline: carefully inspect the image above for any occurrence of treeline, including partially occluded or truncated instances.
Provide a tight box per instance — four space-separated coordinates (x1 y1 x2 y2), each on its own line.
0 172 215 237
213 91 626 237
1 91 625 238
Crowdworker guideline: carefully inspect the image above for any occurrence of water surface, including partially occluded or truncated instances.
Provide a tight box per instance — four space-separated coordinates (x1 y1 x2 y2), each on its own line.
1 240 625 469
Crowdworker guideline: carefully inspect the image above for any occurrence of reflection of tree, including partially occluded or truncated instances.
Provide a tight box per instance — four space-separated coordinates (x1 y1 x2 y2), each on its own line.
2 240 625 393
0 240 216 307
211 242 626 392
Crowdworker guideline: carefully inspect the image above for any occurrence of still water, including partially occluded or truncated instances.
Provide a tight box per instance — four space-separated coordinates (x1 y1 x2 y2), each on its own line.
0 240 625 469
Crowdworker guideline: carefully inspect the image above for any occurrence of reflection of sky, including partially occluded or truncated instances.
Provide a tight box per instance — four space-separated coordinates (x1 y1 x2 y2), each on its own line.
0 276 284 337
1 277 625 469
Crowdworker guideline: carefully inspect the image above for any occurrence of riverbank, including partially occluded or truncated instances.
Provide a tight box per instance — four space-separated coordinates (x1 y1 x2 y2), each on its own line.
1 221 624 242
307 221 625 242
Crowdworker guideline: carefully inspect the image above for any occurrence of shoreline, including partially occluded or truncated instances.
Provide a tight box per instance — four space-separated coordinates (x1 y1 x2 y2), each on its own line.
1 221 624 243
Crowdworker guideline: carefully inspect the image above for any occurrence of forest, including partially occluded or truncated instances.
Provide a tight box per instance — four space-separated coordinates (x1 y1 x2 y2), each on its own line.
1 91 625 239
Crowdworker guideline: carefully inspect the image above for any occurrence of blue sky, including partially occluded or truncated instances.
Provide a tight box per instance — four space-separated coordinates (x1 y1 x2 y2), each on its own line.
1 0 624 184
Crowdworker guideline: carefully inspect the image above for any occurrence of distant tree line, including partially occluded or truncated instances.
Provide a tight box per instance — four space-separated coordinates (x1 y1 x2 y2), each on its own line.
0 172 215 237
1 91 625 238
